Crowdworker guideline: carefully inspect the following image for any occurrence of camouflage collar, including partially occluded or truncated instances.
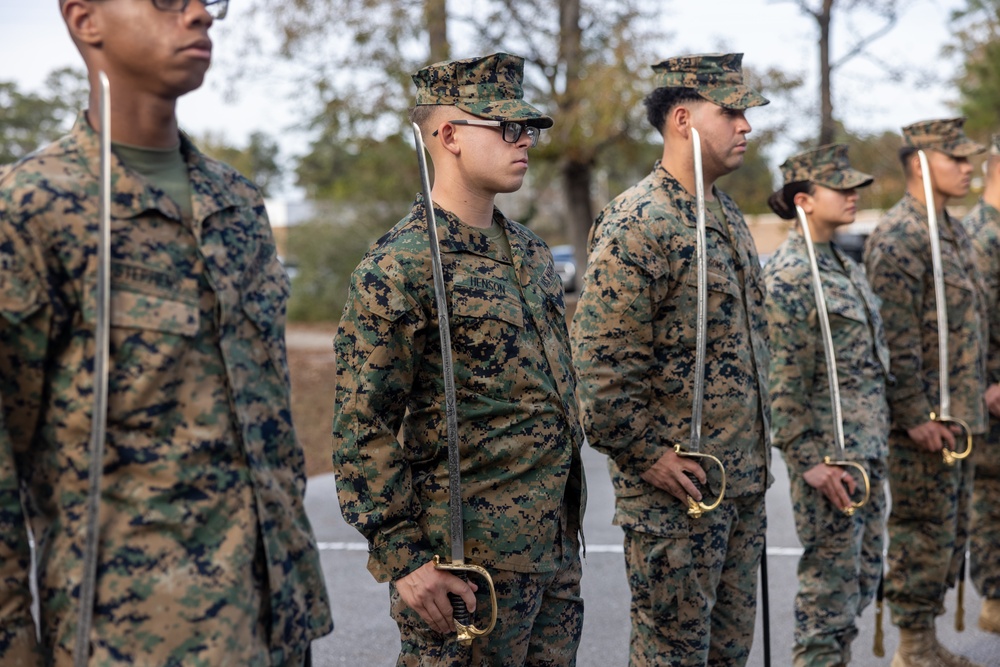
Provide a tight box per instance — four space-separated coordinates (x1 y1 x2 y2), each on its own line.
71 111 241 225
787 228 849 276
411 194 519 267
902 192 956 241
653 162 728 236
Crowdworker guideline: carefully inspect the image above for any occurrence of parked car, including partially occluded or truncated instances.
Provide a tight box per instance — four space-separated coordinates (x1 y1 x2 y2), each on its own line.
551 244 577 293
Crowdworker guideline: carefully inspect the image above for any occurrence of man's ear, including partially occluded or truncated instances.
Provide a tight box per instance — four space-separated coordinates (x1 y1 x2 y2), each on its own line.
435 121 462 157
63 0 103 49
669 104 692 139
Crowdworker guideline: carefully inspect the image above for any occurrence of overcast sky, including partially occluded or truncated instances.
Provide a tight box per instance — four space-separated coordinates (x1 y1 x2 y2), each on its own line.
1 1 966 195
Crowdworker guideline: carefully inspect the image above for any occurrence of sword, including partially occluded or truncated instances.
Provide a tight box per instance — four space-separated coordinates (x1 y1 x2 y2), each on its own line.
916 150 973 466
673 127 727 519
411 123 497 645
74 71 112 667
794 205 871 516
873 567 886 656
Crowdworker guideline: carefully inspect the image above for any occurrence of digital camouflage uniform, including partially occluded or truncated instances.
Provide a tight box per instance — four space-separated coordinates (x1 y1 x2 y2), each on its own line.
863 119 987 632
764 145 891 667
572 53 771 667
960 136 1000 611
332 54 585 667
0 114 332 666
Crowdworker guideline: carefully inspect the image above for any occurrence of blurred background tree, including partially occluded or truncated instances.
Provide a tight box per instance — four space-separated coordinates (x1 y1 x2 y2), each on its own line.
778 0 912 145
948 0 1000 137
197 130 284 197
233 0 665 320
0 67 86 164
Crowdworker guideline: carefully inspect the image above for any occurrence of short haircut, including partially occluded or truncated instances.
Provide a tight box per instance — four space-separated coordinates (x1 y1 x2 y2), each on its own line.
767 180 815 220
408 105 444 137
644 87 703 135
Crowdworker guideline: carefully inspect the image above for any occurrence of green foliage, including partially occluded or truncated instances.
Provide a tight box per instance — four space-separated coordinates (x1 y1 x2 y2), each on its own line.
949 0 1000 137
196 130 283 197
285 211 393 322
0 67 87 164
295 132 419 202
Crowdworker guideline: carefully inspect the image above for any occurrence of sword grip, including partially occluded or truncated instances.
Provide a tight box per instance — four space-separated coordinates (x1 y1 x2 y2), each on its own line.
448 572 472 629
433 556 498 645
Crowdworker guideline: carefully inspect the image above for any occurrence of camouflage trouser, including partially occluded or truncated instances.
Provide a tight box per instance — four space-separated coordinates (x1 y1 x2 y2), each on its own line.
971 432 1000 600
622 493 766 667
885 432 976 629
389 532 583 666
788 458 886 667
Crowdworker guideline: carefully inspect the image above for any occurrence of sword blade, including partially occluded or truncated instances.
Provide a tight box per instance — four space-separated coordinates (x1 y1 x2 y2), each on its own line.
74 71 112 667
689 128 708 454
796 206 847 458
411 123 464 565
918 150 951 419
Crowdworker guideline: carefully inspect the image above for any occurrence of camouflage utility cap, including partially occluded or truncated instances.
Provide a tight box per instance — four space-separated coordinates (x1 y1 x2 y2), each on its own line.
779 144 873 191
412 52 553 128
651 52 769 110
902 117 985 158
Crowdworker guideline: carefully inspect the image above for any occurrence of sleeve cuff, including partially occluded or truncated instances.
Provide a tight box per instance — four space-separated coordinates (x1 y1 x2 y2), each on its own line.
891 394 934 431
613 427 670 479
366 526 436 584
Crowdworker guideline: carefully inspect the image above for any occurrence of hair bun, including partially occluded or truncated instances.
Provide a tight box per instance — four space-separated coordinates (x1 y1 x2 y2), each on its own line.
767 190 796 220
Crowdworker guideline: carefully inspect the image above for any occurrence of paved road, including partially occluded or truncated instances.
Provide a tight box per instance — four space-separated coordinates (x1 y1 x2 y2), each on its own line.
307 445 1000 665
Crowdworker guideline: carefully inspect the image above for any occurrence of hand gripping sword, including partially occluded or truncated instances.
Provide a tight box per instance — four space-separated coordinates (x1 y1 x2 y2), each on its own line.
916 150 974 467
793 205 871 516
672 127 727 519
74 71 112 667
411 123 497 646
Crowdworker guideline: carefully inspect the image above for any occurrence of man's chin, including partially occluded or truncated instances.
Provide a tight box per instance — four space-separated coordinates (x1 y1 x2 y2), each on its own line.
495 179 526 195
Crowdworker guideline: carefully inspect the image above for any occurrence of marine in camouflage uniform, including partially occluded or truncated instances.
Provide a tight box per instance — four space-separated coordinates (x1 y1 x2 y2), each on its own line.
863 118 987 667
959 133 1000 635
763 145 890 667
332 53 586 667
571 54 771 667
0 2 332 666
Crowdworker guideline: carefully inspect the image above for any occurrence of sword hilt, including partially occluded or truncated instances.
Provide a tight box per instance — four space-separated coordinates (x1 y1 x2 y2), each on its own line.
929 412 973 466
433 555 498 645
674 444 726 518
823 456 871 516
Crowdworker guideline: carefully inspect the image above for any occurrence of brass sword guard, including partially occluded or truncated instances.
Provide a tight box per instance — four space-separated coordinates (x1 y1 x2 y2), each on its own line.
433 555 499 645
674 444 727 518
929 412 973 466
823 456 871 516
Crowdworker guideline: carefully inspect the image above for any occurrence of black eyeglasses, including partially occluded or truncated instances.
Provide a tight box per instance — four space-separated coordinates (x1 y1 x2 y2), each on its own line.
432 120 541 148
152 0 229 19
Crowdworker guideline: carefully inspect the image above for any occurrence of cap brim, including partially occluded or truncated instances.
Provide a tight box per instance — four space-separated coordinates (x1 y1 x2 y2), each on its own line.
702 86 770 111
946 139 987 158
458 100 554 129
815 169 874 191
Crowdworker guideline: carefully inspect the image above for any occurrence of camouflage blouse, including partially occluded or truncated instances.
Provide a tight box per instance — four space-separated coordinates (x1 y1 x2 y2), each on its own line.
864 194 988 435
764 230 890 473
333 198 586 584
572 163 771 534
0 115 331 666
